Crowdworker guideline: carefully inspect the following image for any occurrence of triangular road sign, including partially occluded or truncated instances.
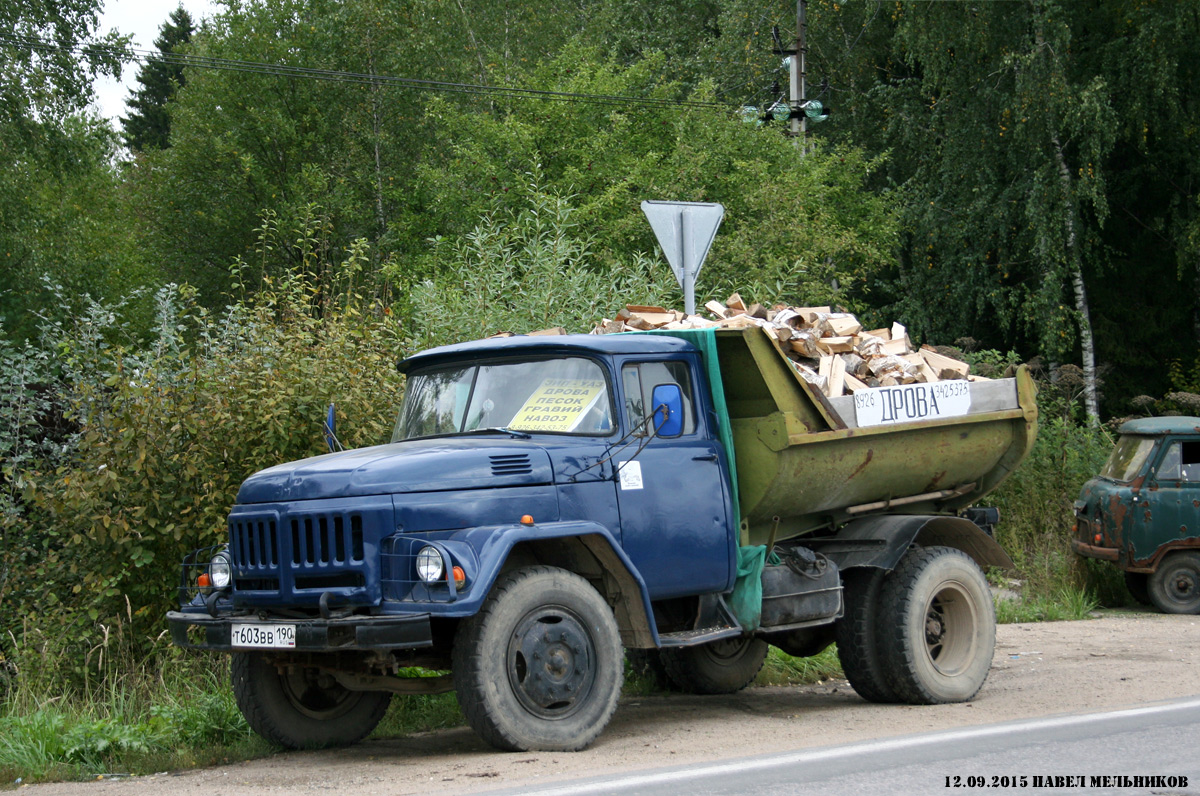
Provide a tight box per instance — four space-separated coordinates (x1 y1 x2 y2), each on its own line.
640 200 725 287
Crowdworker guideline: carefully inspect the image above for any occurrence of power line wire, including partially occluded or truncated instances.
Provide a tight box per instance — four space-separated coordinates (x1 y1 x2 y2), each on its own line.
0 35 728 111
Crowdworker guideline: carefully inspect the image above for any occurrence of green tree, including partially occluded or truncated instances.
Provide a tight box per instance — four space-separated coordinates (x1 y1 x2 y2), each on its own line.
804 0 1200 419
121 6 195 152
411 48 898 315
0 0 144 338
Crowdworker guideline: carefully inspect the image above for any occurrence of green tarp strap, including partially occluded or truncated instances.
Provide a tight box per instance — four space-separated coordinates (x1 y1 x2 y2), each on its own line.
729 545 767 631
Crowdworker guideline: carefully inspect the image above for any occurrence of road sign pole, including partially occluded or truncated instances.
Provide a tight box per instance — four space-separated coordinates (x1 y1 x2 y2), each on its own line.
640 200 724 318
682 209 696 315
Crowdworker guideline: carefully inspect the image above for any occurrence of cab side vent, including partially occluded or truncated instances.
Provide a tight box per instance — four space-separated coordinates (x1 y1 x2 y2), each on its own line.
490 454 533 476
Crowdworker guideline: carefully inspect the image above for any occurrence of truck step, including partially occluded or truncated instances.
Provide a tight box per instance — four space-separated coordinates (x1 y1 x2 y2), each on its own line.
657 626 744 648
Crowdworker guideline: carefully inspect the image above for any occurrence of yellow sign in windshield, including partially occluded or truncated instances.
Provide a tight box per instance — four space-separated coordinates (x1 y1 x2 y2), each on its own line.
509 378 606 432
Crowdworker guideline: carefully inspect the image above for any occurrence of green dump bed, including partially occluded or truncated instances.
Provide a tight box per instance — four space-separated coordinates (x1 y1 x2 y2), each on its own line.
699 327 1038 547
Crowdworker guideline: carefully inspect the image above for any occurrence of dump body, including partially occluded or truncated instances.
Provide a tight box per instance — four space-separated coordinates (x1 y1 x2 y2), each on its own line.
703 328 1038 545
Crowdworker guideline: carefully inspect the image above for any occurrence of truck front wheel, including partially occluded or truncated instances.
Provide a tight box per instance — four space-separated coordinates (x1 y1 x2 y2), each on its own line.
659 636 768 695
878 546 995 704
452 566 623 751
1148 552 1200 614
231 652 391 749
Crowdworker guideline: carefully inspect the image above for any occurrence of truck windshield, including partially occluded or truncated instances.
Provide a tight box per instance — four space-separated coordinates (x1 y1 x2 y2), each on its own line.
1100 435 1157 482
394 357 614 440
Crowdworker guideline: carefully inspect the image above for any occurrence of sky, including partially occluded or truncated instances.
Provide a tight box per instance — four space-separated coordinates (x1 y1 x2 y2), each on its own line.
92 0 219 125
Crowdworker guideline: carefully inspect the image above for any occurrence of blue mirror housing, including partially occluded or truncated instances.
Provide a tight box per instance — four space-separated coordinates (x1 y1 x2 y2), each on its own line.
651 384 684 437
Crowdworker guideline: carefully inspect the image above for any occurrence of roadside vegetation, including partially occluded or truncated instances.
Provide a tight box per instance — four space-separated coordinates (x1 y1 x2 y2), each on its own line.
4 0 1200 784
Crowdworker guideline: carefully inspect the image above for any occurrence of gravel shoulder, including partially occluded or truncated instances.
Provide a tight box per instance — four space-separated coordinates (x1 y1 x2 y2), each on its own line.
23 609 1200 796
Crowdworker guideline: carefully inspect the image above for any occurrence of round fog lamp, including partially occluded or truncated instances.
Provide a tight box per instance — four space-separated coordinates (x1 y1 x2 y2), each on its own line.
209 549 232 590
416 546 445 583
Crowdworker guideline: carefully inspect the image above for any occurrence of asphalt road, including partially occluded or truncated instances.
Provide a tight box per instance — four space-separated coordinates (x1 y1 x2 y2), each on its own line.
479 698 1200 796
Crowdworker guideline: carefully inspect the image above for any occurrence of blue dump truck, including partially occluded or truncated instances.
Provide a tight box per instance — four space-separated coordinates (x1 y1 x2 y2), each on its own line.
168 327 1038 751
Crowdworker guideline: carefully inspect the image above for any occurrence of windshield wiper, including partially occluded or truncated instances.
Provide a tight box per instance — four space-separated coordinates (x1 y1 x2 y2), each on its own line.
458 427 532 440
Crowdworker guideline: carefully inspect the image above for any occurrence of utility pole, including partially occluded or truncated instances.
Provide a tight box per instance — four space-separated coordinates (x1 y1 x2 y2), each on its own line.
790 0 807 151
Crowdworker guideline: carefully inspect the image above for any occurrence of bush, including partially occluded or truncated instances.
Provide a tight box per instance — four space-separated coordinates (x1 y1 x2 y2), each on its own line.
403 186 675 346
1 225 406 678
987 374 1114 604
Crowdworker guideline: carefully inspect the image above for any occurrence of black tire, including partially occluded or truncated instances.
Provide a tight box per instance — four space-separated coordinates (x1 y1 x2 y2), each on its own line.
834 568 899 703
1124 571 1152 606
1148 552 1200 614
452 566 623 752
231 652 391 749
625 647 675 691
660 636 768 695
878 546 995 704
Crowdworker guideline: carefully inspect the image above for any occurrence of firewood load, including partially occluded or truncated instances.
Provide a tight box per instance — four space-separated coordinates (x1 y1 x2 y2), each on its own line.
582 293 982 399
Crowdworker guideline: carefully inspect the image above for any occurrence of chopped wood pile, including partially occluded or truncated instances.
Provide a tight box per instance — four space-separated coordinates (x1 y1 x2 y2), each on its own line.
584 293 982 398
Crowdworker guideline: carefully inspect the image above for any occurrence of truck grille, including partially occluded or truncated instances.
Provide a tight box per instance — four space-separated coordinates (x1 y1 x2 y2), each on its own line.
288 514 364 566
231 517 279 568
226 500 386 607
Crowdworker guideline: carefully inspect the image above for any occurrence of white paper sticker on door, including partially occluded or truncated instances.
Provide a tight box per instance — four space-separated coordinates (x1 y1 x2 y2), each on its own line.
618 460 643 490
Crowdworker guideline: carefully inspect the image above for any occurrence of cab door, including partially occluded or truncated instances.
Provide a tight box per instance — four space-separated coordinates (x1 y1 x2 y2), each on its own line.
1142 438 1200 557
612 357 733 599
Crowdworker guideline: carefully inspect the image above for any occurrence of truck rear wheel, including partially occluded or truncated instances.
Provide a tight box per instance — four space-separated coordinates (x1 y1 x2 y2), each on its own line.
660 637 767 695
231 652 391 749
878 546 995 704
1148 552 1200 614
835 568 899 703
452 566 623 751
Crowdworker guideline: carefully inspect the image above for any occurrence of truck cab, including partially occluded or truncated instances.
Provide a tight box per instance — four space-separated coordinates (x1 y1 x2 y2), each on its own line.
1073 417 1200 614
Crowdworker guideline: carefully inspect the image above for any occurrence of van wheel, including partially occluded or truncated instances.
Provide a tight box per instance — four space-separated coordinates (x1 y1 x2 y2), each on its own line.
452 566 623 751
835 568 899 703
877 546 995 704
660 637 767 695
1148 552 1200 614
231 652 391 749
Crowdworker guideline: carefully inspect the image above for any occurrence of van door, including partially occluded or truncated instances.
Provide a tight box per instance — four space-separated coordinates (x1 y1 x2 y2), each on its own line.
1142 438 1200 558
613 358 733 599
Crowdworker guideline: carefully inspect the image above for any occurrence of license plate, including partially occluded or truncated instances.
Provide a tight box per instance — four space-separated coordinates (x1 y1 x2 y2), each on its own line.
231 623 296 649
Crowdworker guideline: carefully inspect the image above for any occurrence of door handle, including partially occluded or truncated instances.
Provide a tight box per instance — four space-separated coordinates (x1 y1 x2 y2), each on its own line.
693 453 718 461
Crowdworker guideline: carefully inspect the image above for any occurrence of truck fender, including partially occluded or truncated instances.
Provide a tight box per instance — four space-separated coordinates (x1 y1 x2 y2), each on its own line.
448 520 659 648
821 514 1015 574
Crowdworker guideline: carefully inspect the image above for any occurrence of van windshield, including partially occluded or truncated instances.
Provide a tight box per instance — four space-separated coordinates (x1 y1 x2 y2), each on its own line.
394 357 614 441
1100 436 1157 482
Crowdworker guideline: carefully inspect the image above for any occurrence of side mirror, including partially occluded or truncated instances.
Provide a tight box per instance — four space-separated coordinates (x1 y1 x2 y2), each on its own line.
651 384 684 438
324 403 338 452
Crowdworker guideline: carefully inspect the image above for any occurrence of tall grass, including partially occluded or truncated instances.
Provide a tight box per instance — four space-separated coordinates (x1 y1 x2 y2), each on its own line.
0 628 265 783
0 623 472 784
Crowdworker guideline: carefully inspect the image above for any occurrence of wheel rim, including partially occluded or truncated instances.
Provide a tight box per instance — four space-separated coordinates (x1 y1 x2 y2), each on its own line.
280 667 362 720
700 637 755 664
921 579 978 677
1165 565 1200 606
506 606 597 720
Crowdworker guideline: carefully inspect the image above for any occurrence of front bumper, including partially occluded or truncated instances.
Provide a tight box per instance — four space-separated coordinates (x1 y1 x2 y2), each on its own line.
1070 538 1120 562
167 610 434 652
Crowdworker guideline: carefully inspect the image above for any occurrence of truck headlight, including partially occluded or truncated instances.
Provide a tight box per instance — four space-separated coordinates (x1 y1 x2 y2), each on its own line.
209 549 232 590
416 546 445 583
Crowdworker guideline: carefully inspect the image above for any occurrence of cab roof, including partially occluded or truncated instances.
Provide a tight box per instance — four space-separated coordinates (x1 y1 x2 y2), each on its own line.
399 333 698 374
1118 416 1200 436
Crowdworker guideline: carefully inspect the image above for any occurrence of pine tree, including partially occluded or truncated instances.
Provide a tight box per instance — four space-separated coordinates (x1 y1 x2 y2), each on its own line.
121 6 194 152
